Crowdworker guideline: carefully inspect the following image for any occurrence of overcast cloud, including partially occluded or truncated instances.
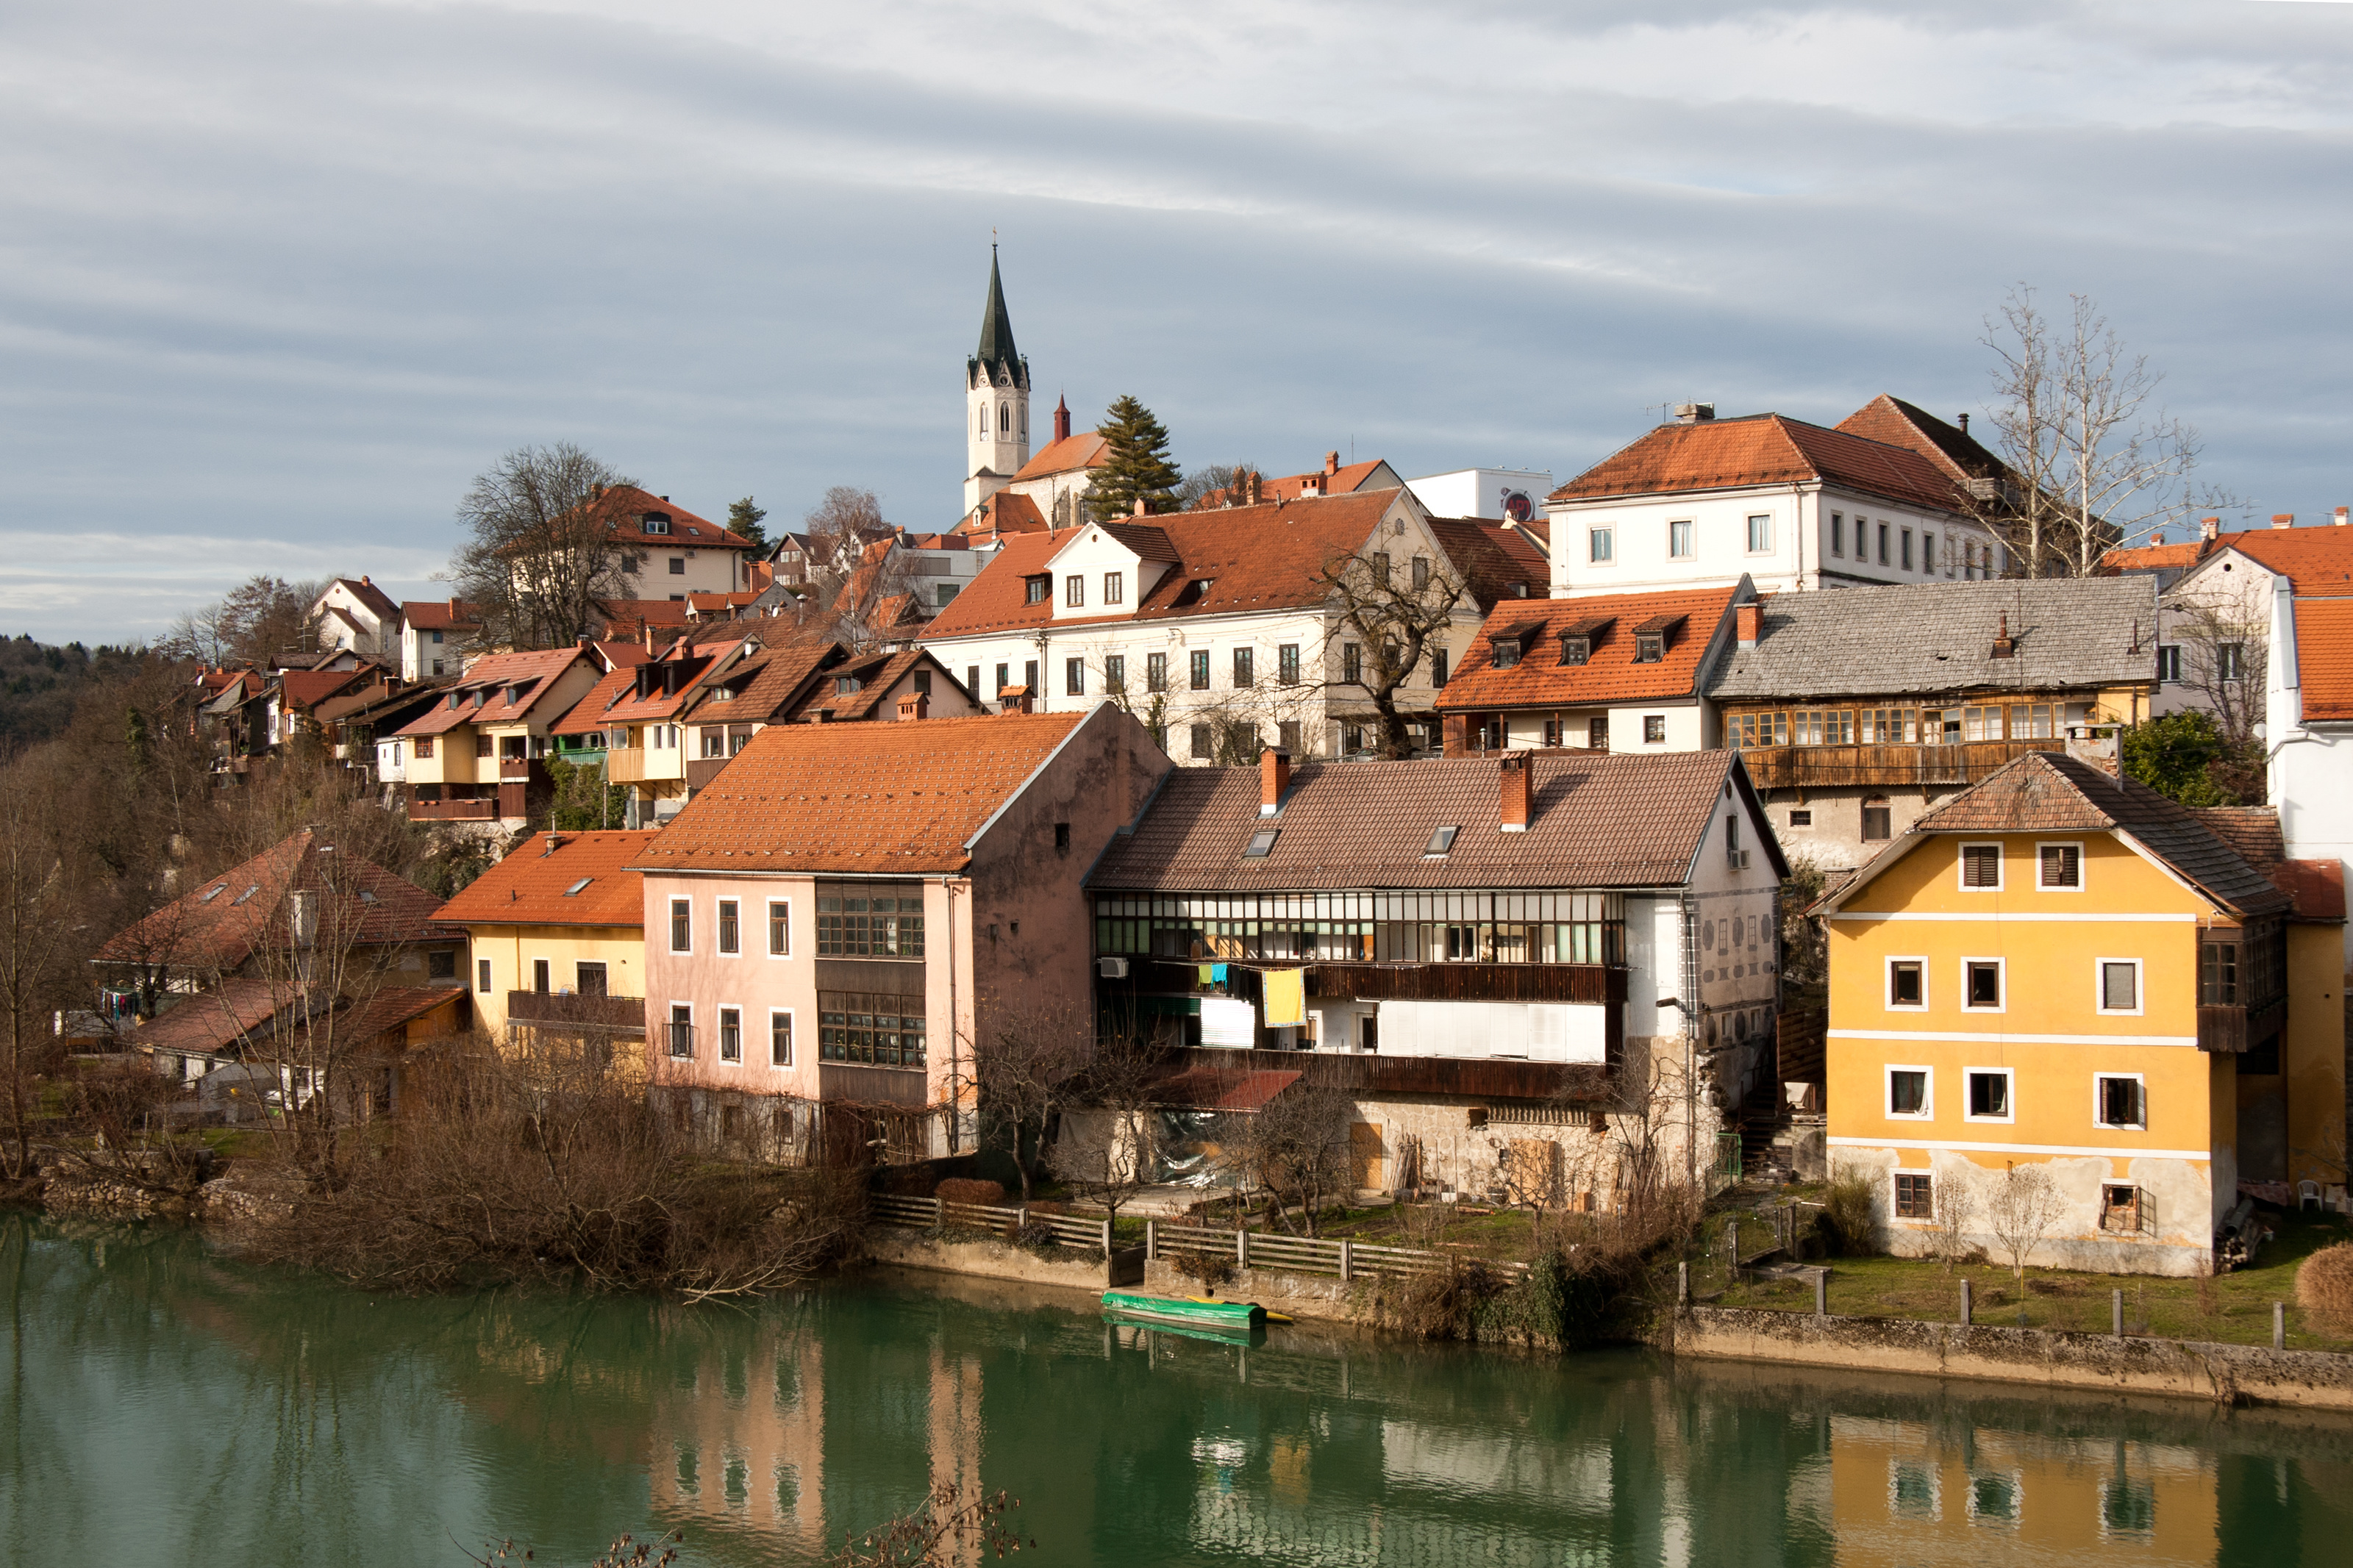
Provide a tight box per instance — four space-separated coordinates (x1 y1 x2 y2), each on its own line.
2 0 2349 644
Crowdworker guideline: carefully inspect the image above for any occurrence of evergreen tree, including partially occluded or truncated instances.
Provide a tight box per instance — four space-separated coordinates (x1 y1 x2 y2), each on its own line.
727 495 771 551
1085 396 1182 522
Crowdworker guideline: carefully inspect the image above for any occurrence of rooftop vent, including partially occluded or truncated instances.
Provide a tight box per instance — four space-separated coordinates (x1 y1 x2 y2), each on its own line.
1673 402 1715 423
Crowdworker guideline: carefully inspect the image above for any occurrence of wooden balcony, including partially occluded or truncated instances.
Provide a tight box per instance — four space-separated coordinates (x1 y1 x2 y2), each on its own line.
685 756 732 791
1735 738 2065 790
507 990 646 1033
1157 1045 1610 1103
409 795 497 822
819 1062 929 1106
1307 962 1623 1005
605 746 649 784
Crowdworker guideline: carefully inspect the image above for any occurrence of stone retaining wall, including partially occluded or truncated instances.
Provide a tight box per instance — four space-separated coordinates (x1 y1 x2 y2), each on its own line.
863 1228 1140 1293
1671 1305 2353 1411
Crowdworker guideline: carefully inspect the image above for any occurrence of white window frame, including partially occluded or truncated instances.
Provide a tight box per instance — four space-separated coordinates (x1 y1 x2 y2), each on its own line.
770 1007 795 1068
2093 1071 2148 1131
1885 1064 1934 1121
2036 840 2085 892
1957 841 2004 891
2096 956 2144 1017
1960 956 2007 1013
1588 526 1615 565
768 898 792 959
717 1005 743 1065
1668 518 1696 559
1745 513 1774 554
667 1000 694 1060
668 896 693 954
1885 955 1929 1011
717 898 740 957
1963 1065 2016 1125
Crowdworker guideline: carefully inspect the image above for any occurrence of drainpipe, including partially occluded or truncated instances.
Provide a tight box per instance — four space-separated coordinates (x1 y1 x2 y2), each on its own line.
1681 892 1701 1192
944 876 961 1153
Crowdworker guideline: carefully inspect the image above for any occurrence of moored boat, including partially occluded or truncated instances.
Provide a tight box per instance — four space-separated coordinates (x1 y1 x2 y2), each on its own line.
1100 1291 1266 1330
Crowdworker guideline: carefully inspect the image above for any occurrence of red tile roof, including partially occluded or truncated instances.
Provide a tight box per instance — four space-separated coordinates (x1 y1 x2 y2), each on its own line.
329 577 401 622
278 669 368 711
2273 859 2347 922
2102 540 2216 575
1834 395 2010 484
1424 518 1551 610
549 637 751 735
97 829 453 970
435 831 656 928
2219 524 2353 593
782 648 940 723
677 640 840 726
594 487 756 551
135 978 287 1057
1195 460 1397 508
1011 431 1109 482
919 490 1407 641
959 490 1049 538
1550 414 1966 514
1438 586 1739 712
632 712 1089 876
401 598 482 631
2294 599 2353 721
396 649 594 737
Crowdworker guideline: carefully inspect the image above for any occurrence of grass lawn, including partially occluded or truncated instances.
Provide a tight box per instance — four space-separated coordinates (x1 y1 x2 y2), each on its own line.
1718 1207 2353 1353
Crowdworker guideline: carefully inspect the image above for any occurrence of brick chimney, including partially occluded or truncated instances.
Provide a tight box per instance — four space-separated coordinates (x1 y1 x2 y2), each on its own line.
1260 747 1290 816
1499 752 1530 833
641 622 657 654
2273 513 2296 529
1324 451 1340 476
1990 613 2015 659
1132 497 1146 517
897 691 928 721
2200 516 2220 543
1735 602 1762 649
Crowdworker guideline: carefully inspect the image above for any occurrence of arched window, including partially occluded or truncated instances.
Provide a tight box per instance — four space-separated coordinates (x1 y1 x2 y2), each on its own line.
979 405 989 436
1000 404 1010 433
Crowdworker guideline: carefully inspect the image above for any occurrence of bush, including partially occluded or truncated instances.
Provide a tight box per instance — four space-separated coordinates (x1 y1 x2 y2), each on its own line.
1821 1171 1880 1258
938 1178 1005 1209
1173 1249 1234 1292
2297 1242 2353 1332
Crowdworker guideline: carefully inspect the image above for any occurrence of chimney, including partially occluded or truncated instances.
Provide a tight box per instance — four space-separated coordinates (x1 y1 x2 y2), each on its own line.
1054 395 1071 443
2201 516 2220 543
2337 506 2349 527
1957 413 1970 434
2273 513 2296 529
642 622 657 654
1246 471 1263 505
543 833 563 855
1324 451 1340 476
1260 747 1290 817
1499 753 1530 833
1002 686 1033 715
1672 402 1715 424
449 597 463 617
1735 602 1762 649
1990 613 2015 660
2149 531 2165 547
1133 498 1147 517
898 691 929 721
360 574 372 585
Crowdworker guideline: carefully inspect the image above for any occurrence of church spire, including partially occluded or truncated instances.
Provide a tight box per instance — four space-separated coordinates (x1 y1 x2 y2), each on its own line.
971 247 1026 387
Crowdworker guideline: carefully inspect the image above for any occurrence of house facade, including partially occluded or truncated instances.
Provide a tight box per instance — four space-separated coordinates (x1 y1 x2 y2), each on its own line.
549 630 758 827
390 648 604 826
1818 752 2340 1275
309 577 399 662
1544 402 2007 600
398 598 482 680
1088 748 1788 1203
631 706 1172 1159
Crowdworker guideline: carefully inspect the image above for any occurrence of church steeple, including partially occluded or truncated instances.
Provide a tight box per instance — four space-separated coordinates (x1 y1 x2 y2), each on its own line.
964 246 1032 512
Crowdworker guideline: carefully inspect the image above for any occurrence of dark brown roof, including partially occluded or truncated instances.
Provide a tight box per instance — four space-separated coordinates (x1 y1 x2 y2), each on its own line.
1090 751 1774 892
97 830 454 970
676 640 840 726
2193 808 2286 876
1424 518 1550 610
1835 395 2010 484
1550 413 1965 514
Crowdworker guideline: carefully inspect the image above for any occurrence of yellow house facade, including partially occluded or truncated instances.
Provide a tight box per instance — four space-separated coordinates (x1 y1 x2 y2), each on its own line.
1820 752 2324 1276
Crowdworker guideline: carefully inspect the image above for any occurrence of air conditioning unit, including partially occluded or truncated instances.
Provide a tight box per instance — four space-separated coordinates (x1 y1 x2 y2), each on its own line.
1728 849 1751 871
1097 956 1130 978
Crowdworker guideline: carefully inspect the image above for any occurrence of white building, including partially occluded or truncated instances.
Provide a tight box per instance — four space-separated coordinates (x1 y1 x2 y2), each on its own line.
963 249 1032 514
1544 400 2007 600
1407 468 1554 524
309 578 399 662
396 598 482 681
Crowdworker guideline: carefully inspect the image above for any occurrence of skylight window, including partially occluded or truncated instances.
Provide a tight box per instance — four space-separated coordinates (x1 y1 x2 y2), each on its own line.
1243 828 1280 859
1425 826 1460 857
359 890 379 904
565 877 594 896
199 884 227 903
232 885 260 905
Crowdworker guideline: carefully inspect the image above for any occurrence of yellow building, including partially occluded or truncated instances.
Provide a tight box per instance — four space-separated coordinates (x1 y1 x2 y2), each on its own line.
1820 752 2341 1275
433 829 654 1075
392 648 605 826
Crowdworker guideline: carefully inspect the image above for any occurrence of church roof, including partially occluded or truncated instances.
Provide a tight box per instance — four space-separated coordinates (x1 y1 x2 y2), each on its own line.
971 251 1026 387
1013 431 1109 482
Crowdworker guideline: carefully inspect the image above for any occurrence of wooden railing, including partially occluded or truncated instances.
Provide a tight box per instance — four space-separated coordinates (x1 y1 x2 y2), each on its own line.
408 796 497 821
1735 738 2064 790
1156 1045 1611 1103
1307 962 1622 1005
604 747 650 783
507 990 646 1032
819 1062 929 1106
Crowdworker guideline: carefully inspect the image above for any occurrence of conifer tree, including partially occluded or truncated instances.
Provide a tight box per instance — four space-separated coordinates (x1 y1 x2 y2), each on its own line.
727 495 771 551
1085 396 1182 521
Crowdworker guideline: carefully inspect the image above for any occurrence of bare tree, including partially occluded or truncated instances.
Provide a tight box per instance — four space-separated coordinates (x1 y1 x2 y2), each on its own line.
162 576 327 668
1045 1029 1164 1231
1174 459 1262 510
2168 600 2268 759
1927 1166 1979 1272
1225 1083 1353 1236
1318 548 1465 759
451 443 638 651
967 999 1089 1203
0 765 75 1181
1983 1162 2065 1283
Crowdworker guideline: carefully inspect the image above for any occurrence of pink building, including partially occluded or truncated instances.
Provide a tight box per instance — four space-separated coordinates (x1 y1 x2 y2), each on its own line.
630 705 1171 1158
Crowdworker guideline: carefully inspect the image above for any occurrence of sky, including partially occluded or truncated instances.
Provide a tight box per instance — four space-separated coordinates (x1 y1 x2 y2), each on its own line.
3 0 2351 646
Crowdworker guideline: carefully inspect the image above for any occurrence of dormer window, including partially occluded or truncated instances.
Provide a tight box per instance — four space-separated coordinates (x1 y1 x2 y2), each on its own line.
1635 634 1663 664
446 692 463 709
643 514 672 536
835 676 863 695
505 684 525 706
1493 641 1520 670
1560 636 1590 666
1025 576 1049 605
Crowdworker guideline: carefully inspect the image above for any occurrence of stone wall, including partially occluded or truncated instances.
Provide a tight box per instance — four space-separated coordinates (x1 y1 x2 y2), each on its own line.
865 1228 1141 1292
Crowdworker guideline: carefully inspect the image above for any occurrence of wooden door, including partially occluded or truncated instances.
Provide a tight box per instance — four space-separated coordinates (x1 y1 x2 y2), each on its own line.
1349 1122 1385 1191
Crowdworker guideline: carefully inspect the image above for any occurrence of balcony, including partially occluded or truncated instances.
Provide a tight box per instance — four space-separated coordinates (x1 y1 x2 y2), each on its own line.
1159 1045 1609 1103
409 795 497 822
686 755 733 791
1306 962 1622 1005
1735 738 2063 790
819 1062 929 1106
606 746 649 784
507 990 646 1034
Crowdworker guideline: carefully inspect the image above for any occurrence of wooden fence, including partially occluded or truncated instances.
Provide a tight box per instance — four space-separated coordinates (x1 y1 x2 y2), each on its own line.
870 1193 1530 1282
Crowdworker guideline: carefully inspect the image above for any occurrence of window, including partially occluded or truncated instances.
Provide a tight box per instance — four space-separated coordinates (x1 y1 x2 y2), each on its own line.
1024 577 1049 605
702 730 725 758
715 899 739 955
643 515 672 536
2217 642 2246 682
1634 631 1665 664
1189 723 1213 759
1731 712 1788 748
1493 640 1521 671
1788 809 1812 828
1894 1173 1933 1220
936 583 960 607
1190 650 1210 691
1888 959 1925 1009
1966 1069 2013 1121
1232 648 1254 687
2096 1074 2146 1129
477 734 495 759
1278 720 1302 753
771 1011 793 1067
1343 643 1363 684
2040 842 2082 889
668 1003 693 1059
1877 522 1890 565
1964 959 2004 1010
1960 842 2002 889
1901 529 1914 571
1425 825 1460 856
1588 527 1613 564
768 900 790 956
1371 551 1391 587
1278 644 1300 685
476 957 492 994
1558 634 1590 666
2099 959 2140 1014
1830 512 1844 556
429 629 444 645
718 1008 742 1063
818 992 927 1067
1961 704 2004 741
1104 654 1125 692
1024 659 1038 692
1669 519 1695 559
1643 715 1666 744
2009 702 2056 739
1746 514 1772 552
966 665 980 697
1923 531 1936 572
2199 939 2239 1003
1588 717 1609 751
1146 653 1168 692
576 962 606 996
1065 574 1084 607
1888 1067 1930 1118
1066 658 1084 695
815 886 924 957
1243 828 1279 858
994 663 1010 694
670 898 691 952
532 958 550 993
1860 707 1917 744
1104 570 1123 605
1411 556 1431 590
1432 648 1449 687
2100 1184 2146 1234
2156 645 2182 683
1052 821 1071 853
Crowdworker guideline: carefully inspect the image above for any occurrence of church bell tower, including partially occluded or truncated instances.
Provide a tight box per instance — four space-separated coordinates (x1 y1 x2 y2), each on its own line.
965 247 1032 512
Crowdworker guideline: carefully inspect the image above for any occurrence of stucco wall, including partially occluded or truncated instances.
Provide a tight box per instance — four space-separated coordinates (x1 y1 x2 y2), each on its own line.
461 922 647 1038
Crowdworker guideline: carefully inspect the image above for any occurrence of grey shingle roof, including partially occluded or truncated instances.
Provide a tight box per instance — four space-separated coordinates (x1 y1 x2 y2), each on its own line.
1089 751 1782 892
1706 576 2158 701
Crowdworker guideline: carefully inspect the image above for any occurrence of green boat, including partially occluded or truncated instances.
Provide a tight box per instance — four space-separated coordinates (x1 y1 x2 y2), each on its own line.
1100 1291 1267 1330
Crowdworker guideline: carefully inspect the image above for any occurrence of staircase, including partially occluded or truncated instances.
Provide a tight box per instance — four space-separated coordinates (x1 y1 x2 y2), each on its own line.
1739 1084 1793 1186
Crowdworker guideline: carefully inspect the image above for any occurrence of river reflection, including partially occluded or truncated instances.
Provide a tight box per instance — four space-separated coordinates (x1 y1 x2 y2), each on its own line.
2 1215 2348 1566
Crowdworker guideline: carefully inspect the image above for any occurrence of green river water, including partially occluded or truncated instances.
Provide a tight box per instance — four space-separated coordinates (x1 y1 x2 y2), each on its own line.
4 1214 2350 1567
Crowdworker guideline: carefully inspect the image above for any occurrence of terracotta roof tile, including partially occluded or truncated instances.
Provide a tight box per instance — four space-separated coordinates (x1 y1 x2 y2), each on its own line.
678 642 839 726
2293 599 2353 721
396 649 594 737
632 712 1090 875
1834 395 2011 484
591 486 756 551
2192 807 2285 875
1424 518 1549 610
1439 586 1738 712
134 978 287 1057
782 648 940 723
1090 751 1761 892
2222 526 2353 595
278 669 368 711
2272 859 2346 922
1011 431 1109 482
549 637 751 735
435 831 656 928
97 829 453 969
401 598 482 631
1551 413 1965 514
2102 540 2215 574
